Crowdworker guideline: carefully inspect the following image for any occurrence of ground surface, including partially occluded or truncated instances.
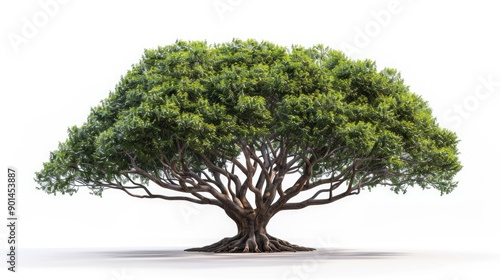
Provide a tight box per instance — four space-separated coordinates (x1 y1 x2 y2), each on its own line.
3 247 499 280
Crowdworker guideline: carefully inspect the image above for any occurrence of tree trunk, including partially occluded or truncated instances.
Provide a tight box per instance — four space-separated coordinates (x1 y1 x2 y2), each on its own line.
185 211 315 253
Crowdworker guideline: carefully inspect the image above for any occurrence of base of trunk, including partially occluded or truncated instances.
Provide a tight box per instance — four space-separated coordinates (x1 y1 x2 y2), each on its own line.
185 234 315 253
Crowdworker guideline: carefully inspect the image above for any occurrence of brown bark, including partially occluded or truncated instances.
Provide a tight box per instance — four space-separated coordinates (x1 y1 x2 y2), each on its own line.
185 211 314 253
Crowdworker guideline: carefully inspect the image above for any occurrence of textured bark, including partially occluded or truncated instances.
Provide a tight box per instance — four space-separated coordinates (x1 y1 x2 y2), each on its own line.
185 212 315 253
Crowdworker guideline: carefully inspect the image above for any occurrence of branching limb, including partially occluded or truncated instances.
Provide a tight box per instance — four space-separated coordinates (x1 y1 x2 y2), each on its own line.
102 182 221 206
280 189 356 210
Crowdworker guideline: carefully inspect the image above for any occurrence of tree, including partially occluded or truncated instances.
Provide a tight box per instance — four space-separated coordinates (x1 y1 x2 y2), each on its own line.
35 39 462 253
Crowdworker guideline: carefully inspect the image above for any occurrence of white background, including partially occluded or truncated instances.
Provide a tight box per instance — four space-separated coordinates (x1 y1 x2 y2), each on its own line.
1 0 499 279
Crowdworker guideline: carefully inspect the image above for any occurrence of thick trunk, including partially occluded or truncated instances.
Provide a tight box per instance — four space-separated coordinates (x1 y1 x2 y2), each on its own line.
185 211 315 253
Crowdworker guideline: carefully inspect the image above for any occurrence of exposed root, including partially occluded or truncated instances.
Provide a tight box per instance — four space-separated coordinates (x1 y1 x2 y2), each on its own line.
185 233 315 253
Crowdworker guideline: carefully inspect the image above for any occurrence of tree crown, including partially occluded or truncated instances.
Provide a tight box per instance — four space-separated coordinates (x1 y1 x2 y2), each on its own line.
36 39 461 204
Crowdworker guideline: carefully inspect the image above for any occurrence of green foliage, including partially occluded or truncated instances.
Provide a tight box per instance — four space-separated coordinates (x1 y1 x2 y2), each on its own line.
35 39 461 196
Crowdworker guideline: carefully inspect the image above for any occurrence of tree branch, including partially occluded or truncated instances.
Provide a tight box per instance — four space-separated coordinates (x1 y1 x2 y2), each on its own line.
103 182 221 206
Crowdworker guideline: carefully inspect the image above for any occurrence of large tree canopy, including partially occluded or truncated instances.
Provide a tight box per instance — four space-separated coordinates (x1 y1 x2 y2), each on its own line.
36 39 461 252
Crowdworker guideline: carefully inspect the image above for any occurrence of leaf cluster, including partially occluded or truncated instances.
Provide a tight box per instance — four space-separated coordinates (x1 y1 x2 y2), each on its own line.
35 39 461 196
